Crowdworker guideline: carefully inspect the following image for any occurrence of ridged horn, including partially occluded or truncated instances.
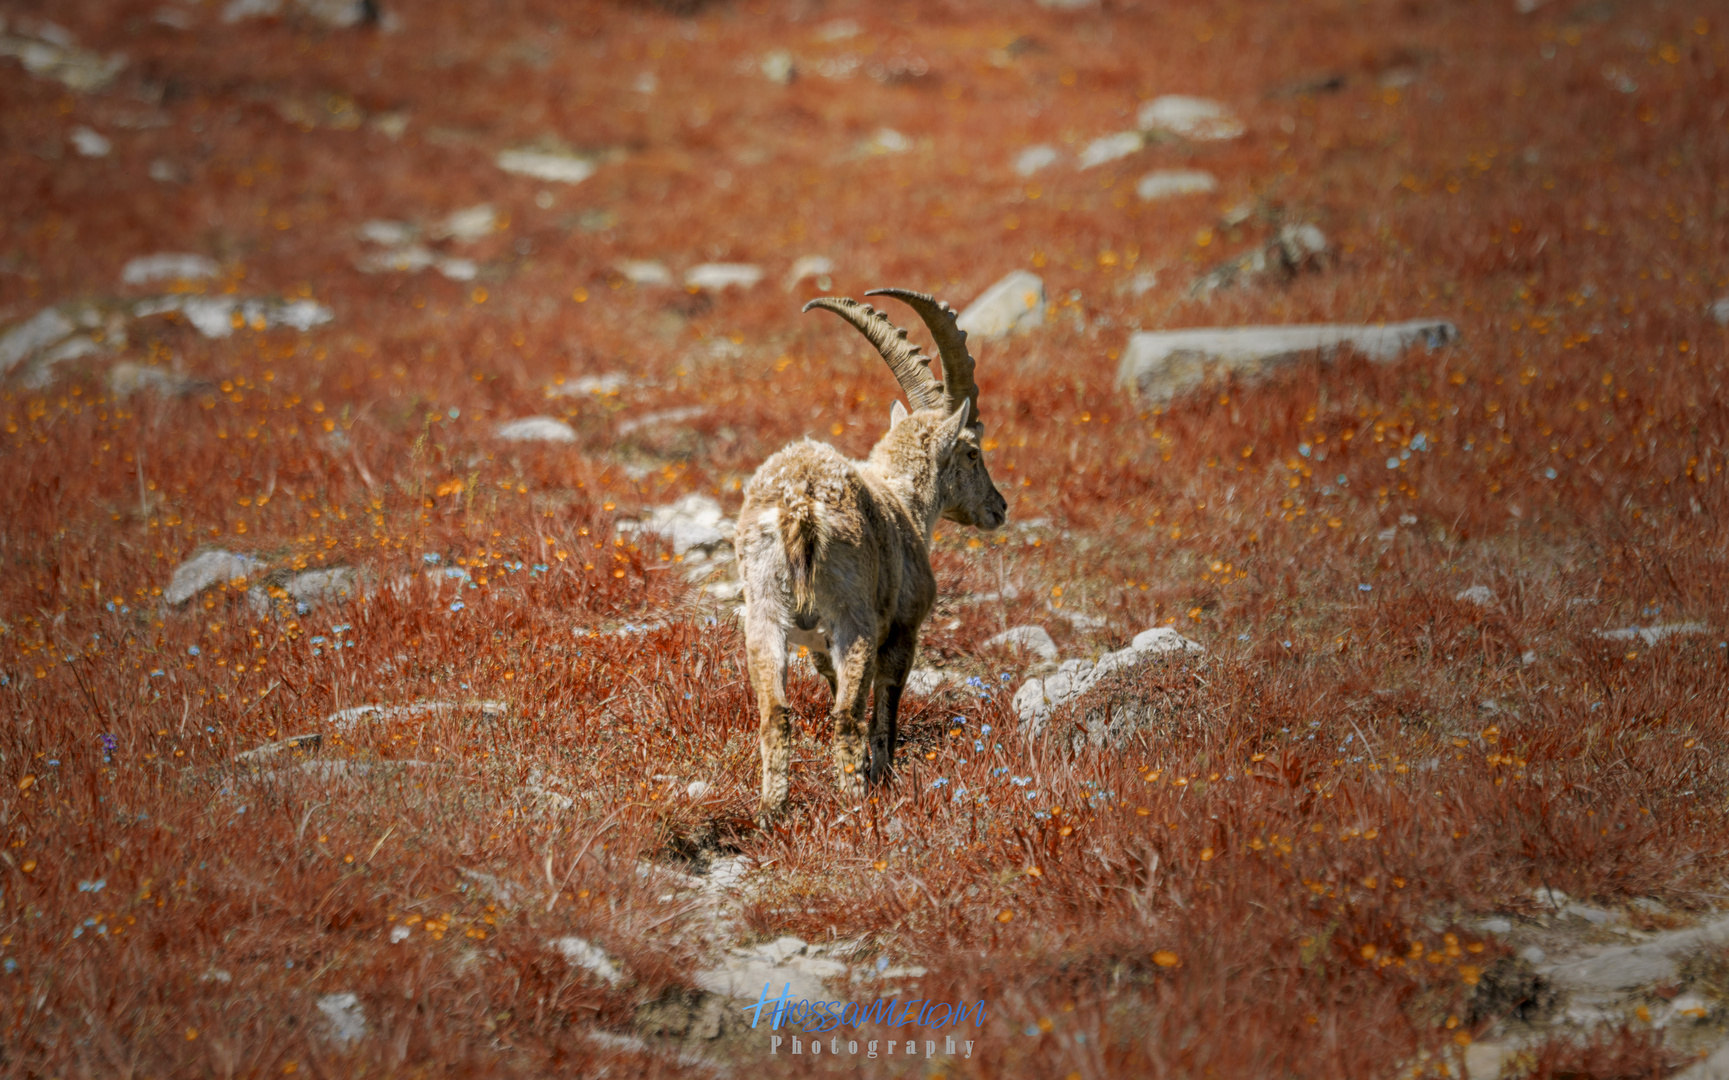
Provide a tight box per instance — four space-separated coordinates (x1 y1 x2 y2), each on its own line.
865 287 980 431
802 296 945 413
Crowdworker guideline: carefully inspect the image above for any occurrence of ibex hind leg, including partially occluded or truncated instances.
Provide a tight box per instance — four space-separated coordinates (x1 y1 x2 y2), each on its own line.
745 625 793 826
868 622 917 785
827 626 875 802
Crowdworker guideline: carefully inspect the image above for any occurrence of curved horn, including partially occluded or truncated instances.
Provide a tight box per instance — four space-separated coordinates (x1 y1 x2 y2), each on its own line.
802 296 945 413
865 287 979 430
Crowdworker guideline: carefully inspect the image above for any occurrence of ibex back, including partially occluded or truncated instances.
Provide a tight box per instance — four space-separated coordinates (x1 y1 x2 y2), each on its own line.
735 289 1007 825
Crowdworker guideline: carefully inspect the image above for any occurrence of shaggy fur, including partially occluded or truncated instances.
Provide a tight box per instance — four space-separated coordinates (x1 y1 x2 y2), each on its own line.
737 399 1006 823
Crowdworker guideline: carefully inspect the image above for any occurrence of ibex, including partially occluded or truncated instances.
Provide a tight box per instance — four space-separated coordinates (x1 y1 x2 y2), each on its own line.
735 288 1008 824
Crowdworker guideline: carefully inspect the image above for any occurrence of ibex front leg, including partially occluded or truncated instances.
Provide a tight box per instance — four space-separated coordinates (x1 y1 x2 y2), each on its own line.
827 627 875 802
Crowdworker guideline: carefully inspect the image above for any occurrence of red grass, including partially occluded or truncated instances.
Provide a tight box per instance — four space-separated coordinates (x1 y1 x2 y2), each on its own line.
2 0 1728 1075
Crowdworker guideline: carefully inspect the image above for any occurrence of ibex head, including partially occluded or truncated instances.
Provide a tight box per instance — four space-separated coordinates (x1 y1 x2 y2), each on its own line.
803 288 1008 532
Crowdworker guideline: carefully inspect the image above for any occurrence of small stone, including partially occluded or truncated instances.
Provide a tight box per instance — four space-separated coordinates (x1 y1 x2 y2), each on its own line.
235 733 322 762
1712 297 1729 325
249 566 361 615
1137 95 1245 140
1520 945 1546 964
148 158 185 183
0 29 126 92
615 260 673 287
1014 144 1060 176
760 49 795 84
1476 917 1514 935
120 253 219 286
760 936 808 964
495 416 577 443
108 362 204 398
431 203 497 243
496 148 597 185
957 270 1046 339
617 494 734 556
132 296 333 339
1455 585 1496 605
69 126 110 157
1130 627 1206 654
1136 169 1219 201
316 992 366 1047
903 668 951 696
615 405 709 435
164 549 264 606
1077 131 1144 169
549 372 629 397
686 780 711 800
986 625 1058 662
357 220 418 246
550 936 625 985
1118 320 1459 401
784 254 834 290
324 699 507 734
0 306 75 375
865 128 912 155
685 263 764 291
1597 622 1709 647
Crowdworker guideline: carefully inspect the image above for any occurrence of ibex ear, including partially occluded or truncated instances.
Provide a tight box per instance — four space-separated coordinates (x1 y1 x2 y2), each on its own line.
933 399 971 461
889 400 909 431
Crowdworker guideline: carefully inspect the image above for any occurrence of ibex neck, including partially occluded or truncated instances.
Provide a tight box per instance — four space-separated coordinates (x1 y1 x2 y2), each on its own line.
863 440 943 544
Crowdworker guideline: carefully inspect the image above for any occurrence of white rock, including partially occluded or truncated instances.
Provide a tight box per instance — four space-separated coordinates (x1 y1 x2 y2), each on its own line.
357 220 418 246
1455 585 1496 605
862 127 912 155
355 246 437 275
69 125 110 157
1137 95 1245 141
1597 622 1709 646
1131 627 1206 654
615 259 673 287
165 549 264 605
986 625 1058 662
389 924 411 943
1476 917 1513 935
685 263 764 291
0 32 125 92
1664 992 1713 1023
784 254 833 290
1542 913 1729 994
0 306 75 374
760 49 795 84
1014 626 1203 731
1014 144 1060 176
957 270 1046 339
1712 297 1729 325
619 494 734 556
495 416 577 443
249 567 361 615
120 253 219 286
434 257 477 281
1118 320 1459 400
316 992 366 1046
615 405 709 435
903 668 951 696
1136 169 1219 201
552 371 630 397
324 699 506 734
134 296 334 339
38 334 102 367
1077 131 1144 169
496 148 597 185
686 780 711 800
551 936 625 985
109 361 202 398
432 203 497 243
